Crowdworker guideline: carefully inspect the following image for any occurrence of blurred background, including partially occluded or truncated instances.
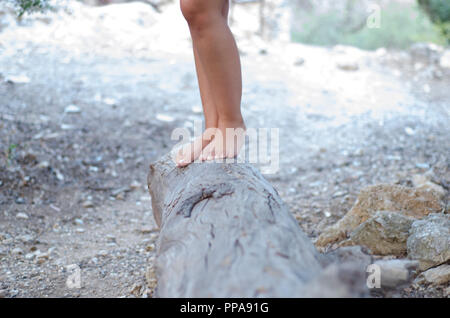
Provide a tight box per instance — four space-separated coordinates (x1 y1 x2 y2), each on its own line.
0 0 449 298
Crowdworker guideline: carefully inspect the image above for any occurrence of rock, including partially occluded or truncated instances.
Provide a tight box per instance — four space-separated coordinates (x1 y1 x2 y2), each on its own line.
145 265 157 290
16 212 29 220
25 252 36 260
75 228 85 234
106 235 116 243
412 174 446 200
336 60 359 71
0 289 6 298
155 113 175 122
37 161 50 169
445 286 450 297
409 42 442 63
74 218 83 225
294 57 305 66
347 211 414 256
316 184 444 247
130 180 142 190
407 213 450 270
440 50 450 69
11 247 24 255
373 259 419 289
82 200 94 208
17 234 34 243
64 104 81 114
130 284 142 297
5 74 31 84
416 264 450 285
97 250 108 257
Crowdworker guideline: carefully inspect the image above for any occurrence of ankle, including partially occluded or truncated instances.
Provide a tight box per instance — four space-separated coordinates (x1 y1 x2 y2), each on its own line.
218 116 245 129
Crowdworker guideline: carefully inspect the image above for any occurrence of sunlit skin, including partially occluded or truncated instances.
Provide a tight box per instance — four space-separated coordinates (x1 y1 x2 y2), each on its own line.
176 0 246 167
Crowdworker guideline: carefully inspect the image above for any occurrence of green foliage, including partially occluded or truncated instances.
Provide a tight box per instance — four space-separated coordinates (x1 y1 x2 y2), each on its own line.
12 0 50 17
292 2 446 50
418 0 450 23
417 0 450 42
6 143 17 165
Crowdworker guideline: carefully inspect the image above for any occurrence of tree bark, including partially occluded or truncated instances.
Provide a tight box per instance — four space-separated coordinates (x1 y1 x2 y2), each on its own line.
147 154 367 297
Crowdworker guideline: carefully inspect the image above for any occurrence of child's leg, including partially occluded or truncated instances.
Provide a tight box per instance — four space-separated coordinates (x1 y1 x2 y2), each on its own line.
176 0 233 166
175 46 218 167
180 0 245 161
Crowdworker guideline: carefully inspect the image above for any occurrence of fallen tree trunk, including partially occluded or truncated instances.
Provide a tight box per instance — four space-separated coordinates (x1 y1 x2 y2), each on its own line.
147 154 367 297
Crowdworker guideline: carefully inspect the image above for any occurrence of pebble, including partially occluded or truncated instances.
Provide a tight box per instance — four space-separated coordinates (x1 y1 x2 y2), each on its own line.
336 61 359 71
5 74 31 84
74 218 84 225
64 104 81 114
155 114 175 122
97 250 108 257
17 234 34 243
75 228 85 234
16 212 29 219
82 201 94 208
25 252 36 260
294 57 305 66
12 247 24 255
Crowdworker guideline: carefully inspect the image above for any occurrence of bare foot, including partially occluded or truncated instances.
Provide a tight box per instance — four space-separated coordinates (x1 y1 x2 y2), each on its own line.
175 128 216 167
200 119 246 161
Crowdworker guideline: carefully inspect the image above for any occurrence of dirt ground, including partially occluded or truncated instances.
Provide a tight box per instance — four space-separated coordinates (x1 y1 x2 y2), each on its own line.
0 2 449 297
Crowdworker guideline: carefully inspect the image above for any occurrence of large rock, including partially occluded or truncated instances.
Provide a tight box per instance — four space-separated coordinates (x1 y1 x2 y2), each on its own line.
415 264 450 285
347 211 414 256
407 213 450 270
316 184 444 248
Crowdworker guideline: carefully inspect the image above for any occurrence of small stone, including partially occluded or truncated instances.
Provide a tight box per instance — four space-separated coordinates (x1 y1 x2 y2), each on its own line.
0 289 6 298
130 284 142 297
75 228 85 234
16 212 29 219
156 114 175 122
17 234 33 243
404 127 415 136
82 201 94 208
25 252 36 260
412 174 446 200
5 74 30 84
336 60 359 71
130 180 142 189
97 250 108 257
37 161 50 169
12 247 24 255
103 97 117 106
294 57 305 66
64 104 81 114
74 218 83 225
106 235 116 243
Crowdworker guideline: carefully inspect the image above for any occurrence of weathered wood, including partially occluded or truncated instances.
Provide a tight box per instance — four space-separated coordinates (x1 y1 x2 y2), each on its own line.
147 154 367 297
